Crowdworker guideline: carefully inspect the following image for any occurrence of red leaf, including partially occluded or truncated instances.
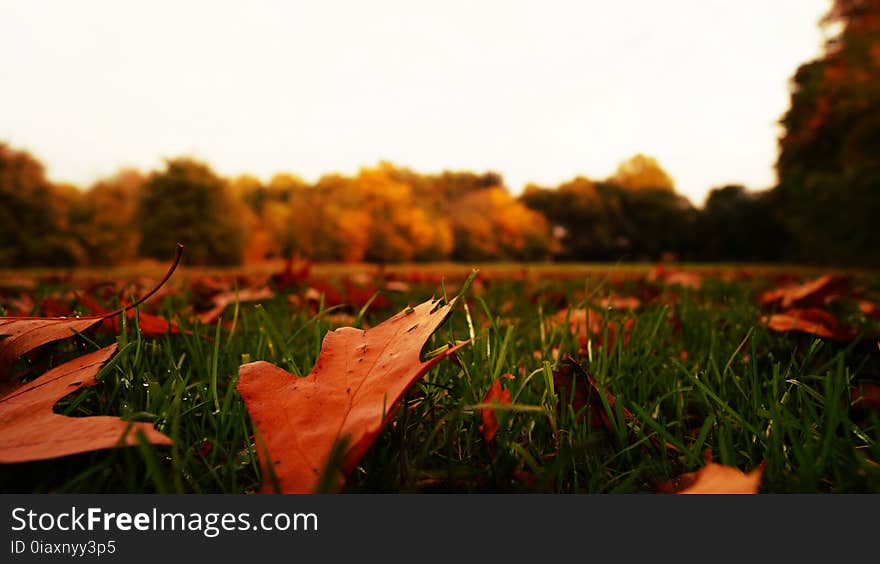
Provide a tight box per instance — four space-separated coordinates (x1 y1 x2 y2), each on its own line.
0 244 183 390
0 344 171 463
77 293 184 338
479 375 513 443
237 297 469 493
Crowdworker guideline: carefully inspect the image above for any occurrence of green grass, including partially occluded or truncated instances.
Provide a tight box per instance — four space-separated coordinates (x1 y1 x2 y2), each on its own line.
2 266 879 493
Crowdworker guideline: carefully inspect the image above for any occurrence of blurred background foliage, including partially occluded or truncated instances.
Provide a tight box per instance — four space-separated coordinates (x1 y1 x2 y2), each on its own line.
1 0 877 267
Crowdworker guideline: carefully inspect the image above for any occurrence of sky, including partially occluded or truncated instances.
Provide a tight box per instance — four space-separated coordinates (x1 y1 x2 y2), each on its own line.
1 0 832 204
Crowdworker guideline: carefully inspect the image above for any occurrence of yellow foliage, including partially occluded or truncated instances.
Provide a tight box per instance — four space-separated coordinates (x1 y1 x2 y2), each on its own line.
610 154 675 191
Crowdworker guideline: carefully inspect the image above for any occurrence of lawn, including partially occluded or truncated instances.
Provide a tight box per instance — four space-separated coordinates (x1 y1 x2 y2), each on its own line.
1 261 879 493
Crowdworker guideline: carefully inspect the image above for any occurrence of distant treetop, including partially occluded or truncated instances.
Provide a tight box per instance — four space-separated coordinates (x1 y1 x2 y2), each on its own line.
609 154 675 192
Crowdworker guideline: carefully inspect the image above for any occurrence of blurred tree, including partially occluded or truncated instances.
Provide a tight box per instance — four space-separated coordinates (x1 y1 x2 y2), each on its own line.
138 158 245 266
227 175 270 262
451 187 550 261
609 154 675 191
521 176 695 261
68 169 142 265
285 179 371 262
354 164 453 263
696 185 789 262
0 143 81 267
615 185 696 260
776 0 880 264
520 179 615 260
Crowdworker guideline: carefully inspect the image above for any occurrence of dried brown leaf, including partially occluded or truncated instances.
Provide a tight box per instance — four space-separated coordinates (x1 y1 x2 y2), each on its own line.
0 244 183 390
0 344 171 463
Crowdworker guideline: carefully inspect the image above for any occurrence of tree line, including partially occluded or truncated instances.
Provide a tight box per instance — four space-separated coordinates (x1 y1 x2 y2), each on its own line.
2 0 876 268
0 145 813 267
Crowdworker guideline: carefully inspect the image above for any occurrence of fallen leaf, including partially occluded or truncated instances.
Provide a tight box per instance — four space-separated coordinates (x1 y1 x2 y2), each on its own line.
757 274 849 309
237 297 469 493
0 316 104 392
554 356 676 453
762 307 857 341
479 375 513 443
555 308 633 351
304 279 391 312
659 450 764 494
196 286 275 325
553 355 634 430
0 344 171 463
76 293 184 338
0 244 183 390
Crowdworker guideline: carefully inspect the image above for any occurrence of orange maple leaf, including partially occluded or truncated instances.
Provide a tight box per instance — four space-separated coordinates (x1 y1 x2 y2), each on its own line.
237 297 469 493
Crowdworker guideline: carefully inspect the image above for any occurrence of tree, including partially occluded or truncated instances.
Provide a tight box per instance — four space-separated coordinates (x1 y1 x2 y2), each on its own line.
609 154 675 191
69 169 142 265
521 175 696 261
0 143 81 267
285 179 372 262
696 185 789 262
776 0 880 264
451 187 550 261
521 178 619 260
614 185 696 260
354 164 453 263
138 158 245 266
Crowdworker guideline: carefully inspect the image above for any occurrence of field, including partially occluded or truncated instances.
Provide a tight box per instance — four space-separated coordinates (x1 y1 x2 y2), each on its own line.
1 259 879 493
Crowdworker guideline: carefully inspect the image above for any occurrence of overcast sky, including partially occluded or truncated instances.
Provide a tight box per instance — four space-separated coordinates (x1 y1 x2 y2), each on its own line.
1 1 831 204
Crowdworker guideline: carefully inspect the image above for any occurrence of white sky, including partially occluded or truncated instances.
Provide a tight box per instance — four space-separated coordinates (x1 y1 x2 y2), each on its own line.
1 0 831 204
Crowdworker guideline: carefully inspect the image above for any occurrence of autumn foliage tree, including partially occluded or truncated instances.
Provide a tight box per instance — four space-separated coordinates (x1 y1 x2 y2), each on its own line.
451 187 550 261
776 0 880 264
138 158 245 266
609 154 676 192
287 175 372 262
68 169 142 265
253 163 539 263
